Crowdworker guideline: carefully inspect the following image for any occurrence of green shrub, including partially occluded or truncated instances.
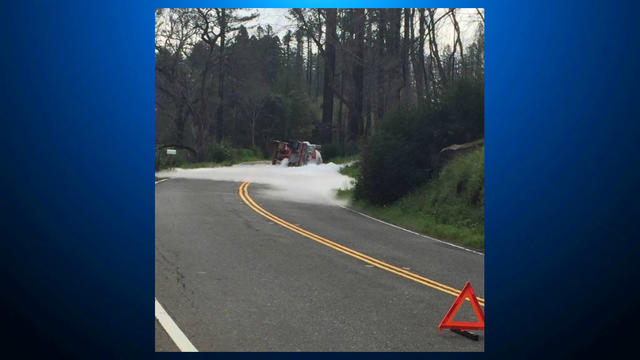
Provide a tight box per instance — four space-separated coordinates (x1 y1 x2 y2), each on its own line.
206 139 232 163
400 146 484 231
230 147 264 163
354 80 483 205
321 143 345 162
250 145 267 159
322 141 360 163
349 146 484 250
154 142 267 171
339 161 359 178
354 106 448 205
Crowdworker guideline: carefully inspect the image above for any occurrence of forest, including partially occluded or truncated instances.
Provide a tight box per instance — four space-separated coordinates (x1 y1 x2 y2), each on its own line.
155 8 484 205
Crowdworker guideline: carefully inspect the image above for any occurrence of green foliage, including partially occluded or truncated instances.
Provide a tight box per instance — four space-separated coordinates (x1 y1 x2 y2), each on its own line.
335 187 354 199
155 142 267 171
321 143 345 162
441 79 484 141
206 139 233 163
275 72 318 138
330 155 359 165
336 163 358 199
230 147 265 163
203 140 266 166
339 161 359 178
156 9 484 174
354 106 443 205
396 146 484 232
251 71 318 147
322 141 360 163
350 146 484 250
355 80 483 205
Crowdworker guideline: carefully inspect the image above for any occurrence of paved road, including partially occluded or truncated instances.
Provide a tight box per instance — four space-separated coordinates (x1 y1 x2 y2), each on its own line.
155 179 484 351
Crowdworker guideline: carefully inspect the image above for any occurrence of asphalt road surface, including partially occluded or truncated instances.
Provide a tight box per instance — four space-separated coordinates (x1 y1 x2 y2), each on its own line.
155 178 484 351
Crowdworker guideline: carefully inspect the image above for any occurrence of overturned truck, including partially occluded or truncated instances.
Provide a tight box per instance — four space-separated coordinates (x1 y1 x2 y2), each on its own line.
271 140 323 166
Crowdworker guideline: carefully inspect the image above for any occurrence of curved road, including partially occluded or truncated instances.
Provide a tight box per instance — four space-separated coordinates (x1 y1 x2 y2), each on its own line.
155 178 484 351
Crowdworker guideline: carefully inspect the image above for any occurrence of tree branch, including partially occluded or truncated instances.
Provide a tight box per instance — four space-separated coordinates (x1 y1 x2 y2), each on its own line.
291 9 326 58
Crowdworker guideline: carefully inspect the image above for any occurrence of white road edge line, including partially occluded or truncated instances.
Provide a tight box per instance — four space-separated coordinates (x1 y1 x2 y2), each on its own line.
337 205 484 256
155 178 197 352
155 298 198 352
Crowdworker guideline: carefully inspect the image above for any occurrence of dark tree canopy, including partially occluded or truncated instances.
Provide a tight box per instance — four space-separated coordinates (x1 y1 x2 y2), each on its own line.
155 8 484 162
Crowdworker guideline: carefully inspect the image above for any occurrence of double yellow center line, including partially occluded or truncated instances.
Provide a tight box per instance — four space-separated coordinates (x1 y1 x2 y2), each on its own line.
238 182 484 307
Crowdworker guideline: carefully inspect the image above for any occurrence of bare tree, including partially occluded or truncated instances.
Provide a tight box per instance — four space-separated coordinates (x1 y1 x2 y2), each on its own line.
320 9 337 143
155 9 198 146
450 9 465 79
349 8 365 142
413 8 426 103
476 8 485 25
375 9 386 122
427 9 447 89
189 9 222 157
401 8 411 103
155 7 485 158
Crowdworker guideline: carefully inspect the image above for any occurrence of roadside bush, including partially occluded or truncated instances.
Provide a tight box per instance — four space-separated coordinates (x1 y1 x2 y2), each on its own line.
231 146 264 163
354 108 442 205
321 143 345 162
251 145 268 159
322 141 360 162
348 146 484 249
206 139 232 163
354 80 483 205
441 79 484 142
231 148 253 160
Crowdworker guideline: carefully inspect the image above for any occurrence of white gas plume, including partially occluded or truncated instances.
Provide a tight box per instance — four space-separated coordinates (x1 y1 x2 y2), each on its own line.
156 162 354 206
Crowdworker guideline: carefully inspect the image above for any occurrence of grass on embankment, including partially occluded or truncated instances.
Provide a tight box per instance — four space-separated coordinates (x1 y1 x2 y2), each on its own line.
337 147 484 251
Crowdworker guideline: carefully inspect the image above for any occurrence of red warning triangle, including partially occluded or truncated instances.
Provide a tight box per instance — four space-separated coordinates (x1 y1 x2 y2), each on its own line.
438 282 485 332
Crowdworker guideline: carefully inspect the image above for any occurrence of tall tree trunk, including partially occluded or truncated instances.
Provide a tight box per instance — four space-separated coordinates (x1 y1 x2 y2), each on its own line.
375 9 386 122
414 9 425 103
427 9 447 88
364 9 373 137
296 31 304 77
315 52 321 98
250 112 257 148
196 48 213 160
389 9 402 105
320 8 337 143
450 9 465 79
307 35 312 94
450 35 457 82
175 102 186 145
428 48 437 99
337 72 344 144
285 36 290 68
215 9 226 143
365 96 372 137
448 10 458 82
401 8 410 103
316 12 323 99
349 8 364 143
336 14 347 144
